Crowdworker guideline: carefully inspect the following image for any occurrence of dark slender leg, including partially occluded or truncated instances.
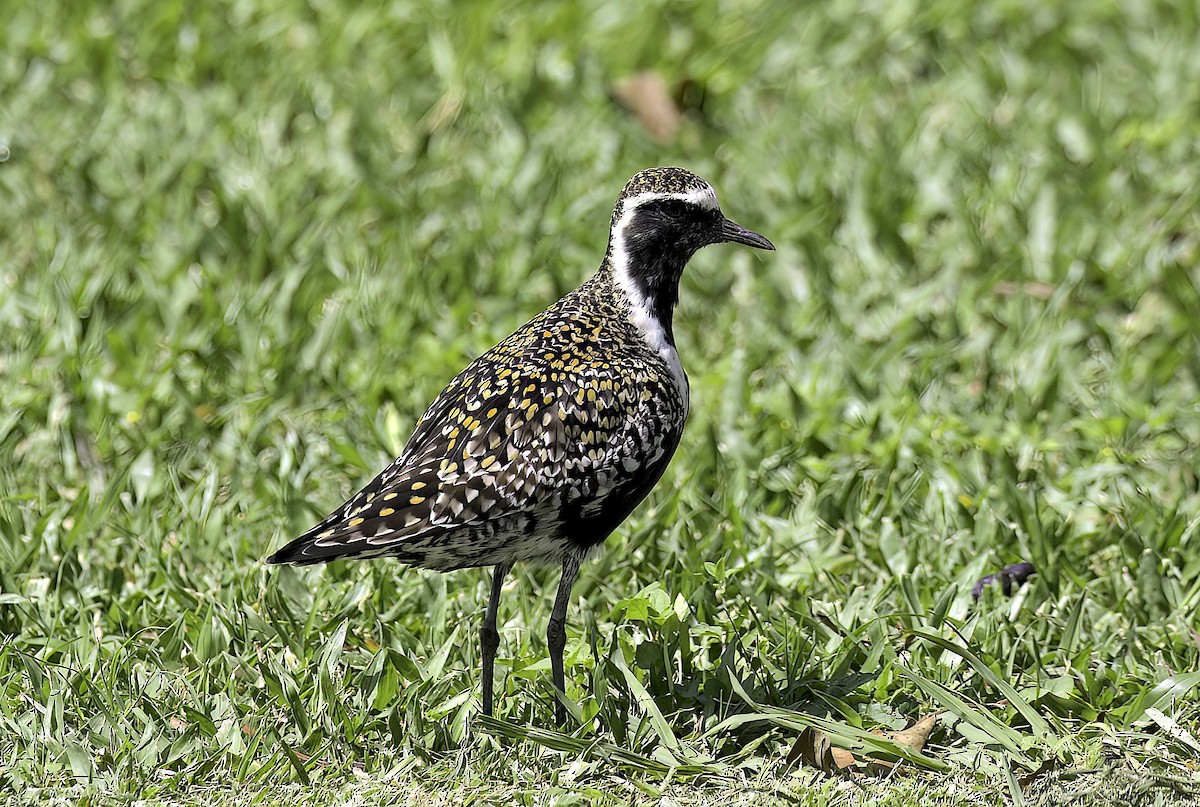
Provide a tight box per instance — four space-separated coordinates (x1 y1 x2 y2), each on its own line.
547 553 581 726
481 562 511 717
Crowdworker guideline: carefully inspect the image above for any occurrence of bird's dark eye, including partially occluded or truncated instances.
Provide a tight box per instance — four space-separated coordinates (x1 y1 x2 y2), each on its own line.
642 200 692 219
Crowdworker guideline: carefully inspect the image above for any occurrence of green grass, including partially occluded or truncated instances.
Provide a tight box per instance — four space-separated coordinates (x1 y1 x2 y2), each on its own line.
3 0 1200 803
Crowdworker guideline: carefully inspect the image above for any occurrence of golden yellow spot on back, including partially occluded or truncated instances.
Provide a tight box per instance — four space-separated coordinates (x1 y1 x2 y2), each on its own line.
411 482 426 490
383 492 398 501
348 517 364 527
409 496 426 505
379 507 395 517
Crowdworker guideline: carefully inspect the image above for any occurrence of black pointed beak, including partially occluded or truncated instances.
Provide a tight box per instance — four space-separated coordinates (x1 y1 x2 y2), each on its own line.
718 217 774 250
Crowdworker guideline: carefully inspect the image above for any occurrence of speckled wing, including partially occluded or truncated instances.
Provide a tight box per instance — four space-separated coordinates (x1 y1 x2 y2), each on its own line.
268 365 550 568
267 328 684 570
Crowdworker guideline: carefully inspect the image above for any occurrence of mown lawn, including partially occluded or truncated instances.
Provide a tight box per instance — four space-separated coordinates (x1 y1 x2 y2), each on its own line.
2 0 1199 804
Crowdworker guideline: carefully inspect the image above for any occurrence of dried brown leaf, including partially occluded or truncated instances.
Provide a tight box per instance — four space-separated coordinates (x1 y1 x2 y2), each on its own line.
993 281 1056 299
787 727 858 775
887 712 939 753
612 72 681 143
866 713 941 773
788 715 942 777
830 746 858 771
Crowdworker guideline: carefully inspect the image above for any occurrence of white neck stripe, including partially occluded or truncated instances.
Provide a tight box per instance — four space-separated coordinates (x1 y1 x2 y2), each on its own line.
607 201 691 409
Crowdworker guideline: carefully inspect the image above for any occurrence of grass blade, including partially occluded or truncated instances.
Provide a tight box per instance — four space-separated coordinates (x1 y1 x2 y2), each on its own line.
908 628 1052 737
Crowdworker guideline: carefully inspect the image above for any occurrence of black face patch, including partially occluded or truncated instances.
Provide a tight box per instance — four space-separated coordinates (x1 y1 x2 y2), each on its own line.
618 199 723 344
639 199 693 217
626 199 719 251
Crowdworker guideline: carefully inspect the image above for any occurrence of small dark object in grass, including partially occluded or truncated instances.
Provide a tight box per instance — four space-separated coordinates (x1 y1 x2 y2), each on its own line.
971 562 1037 601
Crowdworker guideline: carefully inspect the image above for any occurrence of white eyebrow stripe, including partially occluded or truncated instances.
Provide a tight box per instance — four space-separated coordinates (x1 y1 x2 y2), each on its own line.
621 187 720 212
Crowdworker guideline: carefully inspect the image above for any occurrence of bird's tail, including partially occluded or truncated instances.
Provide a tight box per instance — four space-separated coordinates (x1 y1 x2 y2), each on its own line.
265 534 322 565
265 530 388 566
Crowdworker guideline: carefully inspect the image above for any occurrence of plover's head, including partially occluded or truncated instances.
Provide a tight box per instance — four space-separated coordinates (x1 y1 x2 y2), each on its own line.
609 167 774 257
606 167 774 343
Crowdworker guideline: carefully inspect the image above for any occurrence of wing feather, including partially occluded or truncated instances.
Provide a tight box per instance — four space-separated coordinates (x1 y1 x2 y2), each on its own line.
268 292 686 568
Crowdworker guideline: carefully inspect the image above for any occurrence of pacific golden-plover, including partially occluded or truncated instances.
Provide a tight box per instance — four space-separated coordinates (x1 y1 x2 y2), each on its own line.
267 167 774 723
